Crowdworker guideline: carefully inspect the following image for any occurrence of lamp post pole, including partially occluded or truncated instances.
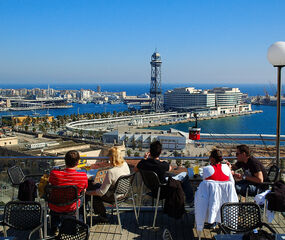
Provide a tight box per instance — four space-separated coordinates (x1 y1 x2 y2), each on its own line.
267 41 285 180
276 66 282 169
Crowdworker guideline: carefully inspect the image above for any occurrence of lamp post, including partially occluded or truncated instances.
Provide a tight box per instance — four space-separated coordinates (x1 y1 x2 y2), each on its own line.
267 41 285 180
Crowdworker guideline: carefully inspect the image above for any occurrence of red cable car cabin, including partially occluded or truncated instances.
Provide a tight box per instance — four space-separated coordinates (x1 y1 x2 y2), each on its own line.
189 127 201 140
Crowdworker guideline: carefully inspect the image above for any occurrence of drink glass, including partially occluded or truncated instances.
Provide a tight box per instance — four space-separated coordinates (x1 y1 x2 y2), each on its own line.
193 165 200 175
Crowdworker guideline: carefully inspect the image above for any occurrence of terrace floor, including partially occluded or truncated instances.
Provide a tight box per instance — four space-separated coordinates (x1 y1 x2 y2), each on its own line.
0 207 284 239
87 208 285 240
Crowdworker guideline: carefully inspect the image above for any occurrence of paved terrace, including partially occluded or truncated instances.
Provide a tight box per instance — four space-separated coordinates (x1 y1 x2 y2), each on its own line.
0 156 284 239
1 207 284 239
87 209 285 240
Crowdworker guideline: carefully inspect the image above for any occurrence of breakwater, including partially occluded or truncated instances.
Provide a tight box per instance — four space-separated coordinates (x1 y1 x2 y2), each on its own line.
141 110 263 128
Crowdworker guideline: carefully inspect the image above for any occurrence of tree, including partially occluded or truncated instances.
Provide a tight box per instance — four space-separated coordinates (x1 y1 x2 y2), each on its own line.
24 125 28 132
184 160 190 169
32 127 36 133
39 124 46 133
176 159 182 167
127 149 132 157
134 152 140 157
132 138 136 150
173 151 179 157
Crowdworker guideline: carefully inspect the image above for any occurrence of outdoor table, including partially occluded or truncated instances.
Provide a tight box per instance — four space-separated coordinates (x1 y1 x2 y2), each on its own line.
189 175 203 192
214 234 285 240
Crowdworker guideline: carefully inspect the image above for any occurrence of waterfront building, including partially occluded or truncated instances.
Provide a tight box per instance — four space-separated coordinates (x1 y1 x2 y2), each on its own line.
208 87 242 107
164 86 245 112
103 128 186 150
164 87 216 110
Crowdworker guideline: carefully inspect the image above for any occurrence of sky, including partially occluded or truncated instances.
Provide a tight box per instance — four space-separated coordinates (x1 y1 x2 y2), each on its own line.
0 0 284 86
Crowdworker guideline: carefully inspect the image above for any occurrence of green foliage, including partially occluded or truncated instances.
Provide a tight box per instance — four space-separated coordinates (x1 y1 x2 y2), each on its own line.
184 160 190 169
176 159 182 167
134 152 140 157
127 149 132 157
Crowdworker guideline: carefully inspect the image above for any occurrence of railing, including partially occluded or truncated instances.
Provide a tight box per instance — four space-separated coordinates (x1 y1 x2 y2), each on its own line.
0 156 283 206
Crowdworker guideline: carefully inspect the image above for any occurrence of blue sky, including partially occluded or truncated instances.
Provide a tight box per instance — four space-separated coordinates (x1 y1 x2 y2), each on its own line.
0 0 284 85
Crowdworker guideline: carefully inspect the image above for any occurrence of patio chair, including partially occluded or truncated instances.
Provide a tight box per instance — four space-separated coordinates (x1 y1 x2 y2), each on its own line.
44 185 86 238
245 165 280 201
219 202 275 234
90 172 138 234
47 217 89 240
138 169 167 228
162 228 173 240
7 165 42 199
0 201 43 240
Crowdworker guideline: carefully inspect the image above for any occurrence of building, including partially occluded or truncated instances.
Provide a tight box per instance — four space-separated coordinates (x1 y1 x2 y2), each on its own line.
208 87 242 107
0 136 18 147
164 87 215 110
103 128 187 150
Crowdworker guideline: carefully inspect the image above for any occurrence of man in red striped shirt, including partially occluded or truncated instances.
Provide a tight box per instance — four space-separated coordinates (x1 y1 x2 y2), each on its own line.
49 150 88 234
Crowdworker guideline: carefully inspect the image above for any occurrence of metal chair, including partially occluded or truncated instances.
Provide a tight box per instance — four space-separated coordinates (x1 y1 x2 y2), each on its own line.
0 201 43 240
7 165 42 199
245 165 280 200
90 172 138 233
138 169 167 228
44 185 86 238
219 202 275 234
162 228 173 240
48 217 90 240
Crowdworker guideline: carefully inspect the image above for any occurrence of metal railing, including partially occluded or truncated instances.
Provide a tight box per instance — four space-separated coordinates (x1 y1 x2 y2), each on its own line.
0 156 283 206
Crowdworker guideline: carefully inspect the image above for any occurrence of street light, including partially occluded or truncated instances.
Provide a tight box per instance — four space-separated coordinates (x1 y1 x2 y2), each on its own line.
267 41 285 180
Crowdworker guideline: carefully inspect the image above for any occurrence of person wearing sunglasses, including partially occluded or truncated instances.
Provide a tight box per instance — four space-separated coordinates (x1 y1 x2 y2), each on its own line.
229 144 267 197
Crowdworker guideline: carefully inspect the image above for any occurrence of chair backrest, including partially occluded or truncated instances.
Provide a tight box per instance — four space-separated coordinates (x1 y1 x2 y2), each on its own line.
7 166 25 186
3 201 42 231
114 173 135 196
45 185 78 206
57 217 90 240
162 228 173 240
139 169 162 193
220 202 262 233
267 165 279 183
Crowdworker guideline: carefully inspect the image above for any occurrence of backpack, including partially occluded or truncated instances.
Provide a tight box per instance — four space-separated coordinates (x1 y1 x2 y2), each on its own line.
266 180 285 212
163 177 186 219
242 230 275 240
18 178 37 201
38 174 49 198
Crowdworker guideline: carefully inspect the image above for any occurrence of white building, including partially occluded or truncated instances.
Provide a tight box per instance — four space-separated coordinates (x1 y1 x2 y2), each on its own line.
103 128 186 150
208 87 242 107
164 87 216 110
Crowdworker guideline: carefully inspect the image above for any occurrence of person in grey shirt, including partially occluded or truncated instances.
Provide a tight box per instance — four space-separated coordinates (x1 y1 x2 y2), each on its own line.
86 146 130 222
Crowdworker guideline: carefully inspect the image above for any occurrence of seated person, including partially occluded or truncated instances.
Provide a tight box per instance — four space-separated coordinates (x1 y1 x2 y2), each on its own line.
48 150 88 234
86 146 130 222
203 149 234 184
195 149 238 231
135 141 194 204
229 144 268 196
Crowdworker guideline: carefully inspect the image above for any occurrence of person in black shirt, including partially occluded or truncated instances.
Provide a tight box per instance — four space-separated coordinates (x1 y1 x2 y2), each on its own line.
135 141 194 204
229 144 268 196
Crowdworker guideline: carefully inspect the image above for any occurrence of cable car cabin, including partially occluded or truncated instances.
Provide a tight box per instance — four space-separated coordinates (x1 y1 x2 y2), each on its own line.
189 127 201 140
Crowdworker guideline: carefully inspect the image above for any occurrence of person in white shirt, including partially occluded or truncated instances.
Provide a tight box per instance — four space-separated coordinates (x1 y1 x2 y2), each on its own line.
86 146 130 221
203 149 234 184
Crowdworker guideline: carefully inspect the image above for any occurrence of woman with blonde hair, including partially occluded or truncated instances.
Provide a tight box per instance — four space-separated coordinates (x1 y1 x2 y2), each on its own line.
86 146 130 222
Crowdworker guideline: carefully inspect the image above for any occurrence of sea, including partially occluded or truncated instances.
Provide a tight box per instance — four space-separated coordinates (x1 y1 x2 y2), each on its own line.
1 83 285 142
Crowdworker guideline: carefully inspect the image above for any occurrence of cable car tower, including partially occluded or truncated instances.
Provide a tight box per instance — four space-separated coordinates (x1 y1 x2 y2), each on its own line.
150 50 163 112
